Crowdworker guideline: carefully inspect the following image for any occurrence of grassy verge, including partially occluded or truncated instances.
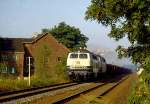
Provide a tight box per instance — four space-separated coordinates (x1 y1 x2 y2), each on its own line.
0 75 69 91
0 56 69 90
128 71 150 104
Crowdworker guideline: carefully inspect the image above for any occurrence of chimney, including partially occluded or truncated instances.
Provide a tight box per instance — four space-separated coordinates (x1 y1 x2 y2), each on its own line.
32 32 38 38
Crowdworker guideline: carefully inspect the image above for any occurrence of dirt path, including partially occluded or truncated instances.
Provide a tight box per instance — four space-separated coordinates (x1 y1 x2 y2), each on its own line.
101 73 138 104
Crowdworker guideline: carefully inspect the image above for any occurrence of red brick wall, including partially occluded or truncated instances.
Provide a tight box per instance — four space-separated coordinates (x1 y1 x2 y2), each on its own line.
24 34 69 76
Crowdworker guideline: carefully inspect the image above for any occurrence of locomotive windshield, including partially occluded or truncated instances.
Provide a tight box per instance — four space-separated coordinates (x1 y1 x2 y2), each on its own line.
69 53 88 59
70 54 78 58
79 54 88 59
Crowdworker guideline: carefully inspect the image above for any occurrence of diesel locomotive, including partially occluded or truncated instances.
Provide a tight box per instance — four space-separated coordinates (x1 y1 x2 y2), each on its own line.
66 50 107 81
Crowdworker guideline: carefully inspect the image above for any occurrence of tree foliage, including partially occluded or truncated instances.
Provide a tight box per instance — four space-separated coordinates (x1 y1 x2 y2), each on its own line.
85 0 150 65
34 44 51 79
42 22 88 50
86 0 150 103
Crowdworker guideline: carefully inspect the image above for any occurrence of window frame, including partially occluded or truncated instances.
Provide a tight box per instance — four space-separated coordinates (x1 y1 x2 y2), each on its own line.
70 53 78 59
79 53 88 59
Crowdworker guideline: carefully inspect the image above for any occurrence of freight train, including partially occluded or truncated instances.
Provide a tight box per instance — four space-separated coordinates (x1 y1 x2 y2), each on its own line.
106 64 131 76
66 50 131 81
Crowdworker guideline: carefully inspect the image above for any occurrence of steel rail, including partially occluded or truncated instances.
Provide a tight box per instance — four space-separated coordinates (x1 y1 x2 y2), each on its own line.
52 83 107 104
98 76 129 97
0 82 78 103
0 82 73 96
52 75 129 104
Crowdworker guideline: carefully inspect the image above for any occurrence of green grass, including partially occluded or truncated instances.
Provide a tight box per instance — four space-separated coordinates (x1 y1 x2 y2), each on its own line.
0 56 69 90
0 77 29 90
0 75 69 90
128 71 150 104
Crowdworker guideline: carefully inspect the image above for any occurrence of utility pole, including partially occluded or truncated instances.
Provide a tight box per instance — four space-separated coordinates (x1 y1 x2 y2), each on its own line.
27 56 32 86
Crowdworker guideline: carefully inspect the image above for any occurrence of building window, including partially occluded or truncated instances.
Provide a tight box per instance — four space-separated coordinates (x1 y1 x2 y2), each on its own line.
57 57 62 62
10 55 17 62
1 55 8 61
13 55 18 61
0 66 17 74
11 67 16 74
0 55 17 62
1 66 7 73
44 57 49 65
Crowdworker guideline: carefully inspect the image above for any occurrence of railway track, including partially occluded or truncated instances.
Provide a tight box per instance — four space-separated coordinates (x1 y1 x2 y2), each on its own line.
0 82 79 103
52 75 129 104
0 75 129 104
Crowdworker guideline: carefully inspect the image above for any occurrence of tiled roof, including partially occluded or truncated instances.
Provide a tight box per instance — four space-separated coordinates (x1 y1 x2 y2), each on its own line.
0 38 33 52
0 33 70 52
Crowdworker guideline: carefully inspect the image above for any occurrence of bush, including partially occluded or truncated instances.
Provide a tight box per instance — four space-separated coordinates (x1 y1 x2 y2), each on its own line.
54 56 69 81
128 70 150 104
0 76 28 90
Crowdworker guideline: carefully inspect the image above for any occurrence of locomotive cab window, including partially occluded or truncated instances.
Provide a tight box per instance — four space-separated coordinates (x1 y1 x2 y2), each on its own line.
70 54 78 58
92 55 98 60
79 54 88 59
101 58 106 62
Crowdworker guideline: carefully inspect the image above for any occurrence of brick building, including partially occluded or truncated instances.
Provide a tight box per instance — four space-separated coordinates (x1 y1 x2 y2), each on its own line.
0 33 69 78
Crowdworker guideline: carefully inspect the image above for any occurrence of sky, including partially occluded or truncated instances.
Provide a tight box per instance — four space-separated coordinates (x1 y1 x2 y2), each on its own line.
0 0 130 51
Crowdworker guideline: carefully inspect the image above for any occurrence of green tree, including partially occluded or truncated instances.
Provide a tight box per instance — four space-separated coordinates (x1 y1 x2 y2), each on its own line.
85 0 150 64
42 22 88 50
86 0 150 103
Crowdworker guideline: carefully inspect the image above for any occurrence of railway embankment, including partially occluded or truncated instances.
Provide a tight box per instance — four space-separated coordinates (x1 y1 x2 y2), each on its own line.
98 73 138 104
0 73 135 104
59 73 136 104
